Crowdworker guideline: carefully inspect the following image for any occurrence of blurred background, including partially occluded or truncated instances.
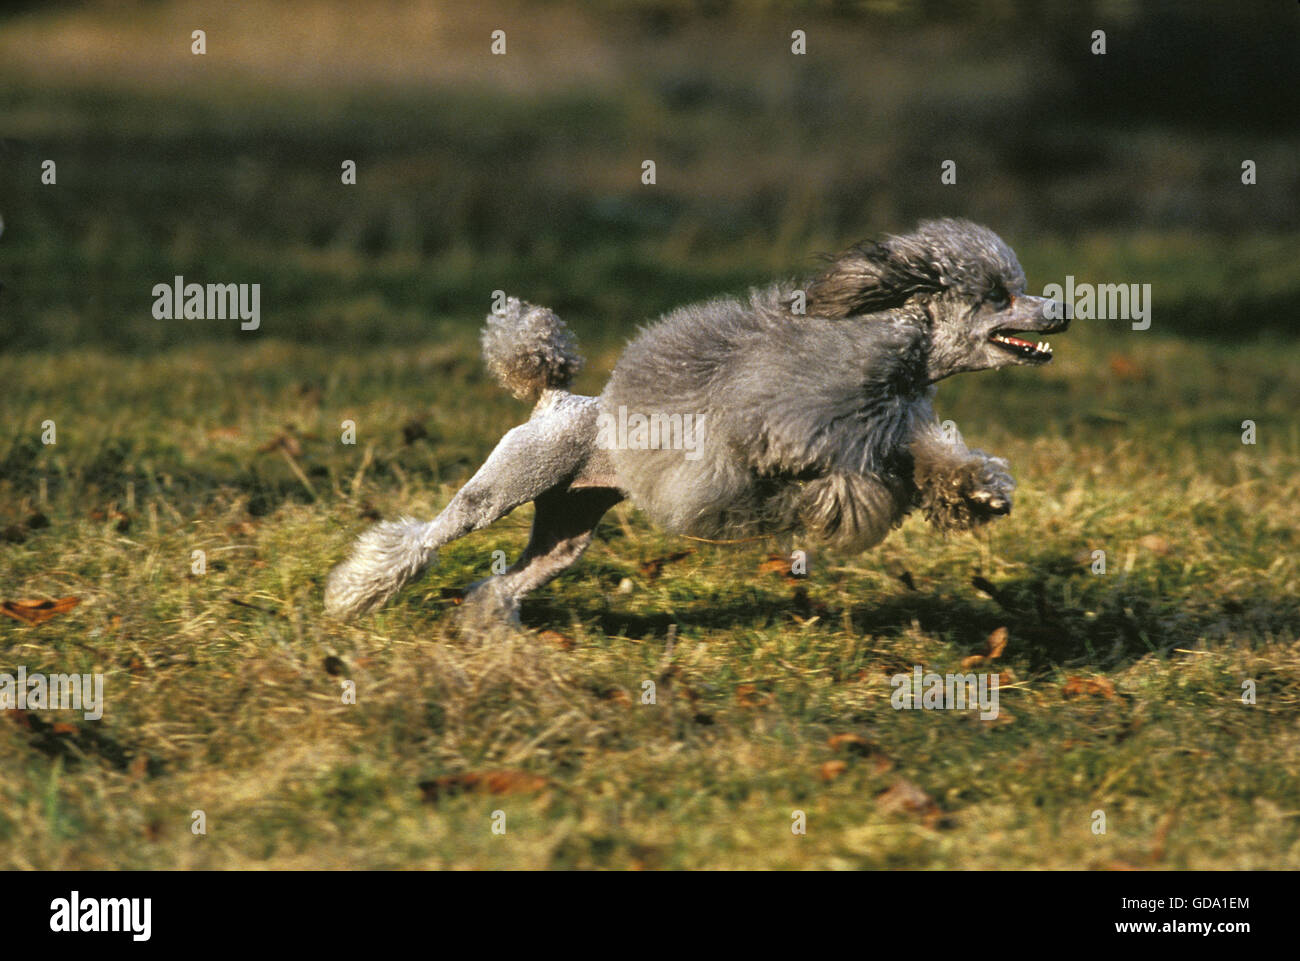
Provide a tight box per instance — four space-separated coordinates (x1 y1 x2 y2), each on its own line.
1 0 1297 351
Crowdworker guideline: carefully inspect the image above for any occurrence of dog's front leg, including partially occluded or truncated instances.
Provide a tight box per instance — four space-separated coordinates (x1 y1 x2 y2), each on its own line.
910 418 1014 533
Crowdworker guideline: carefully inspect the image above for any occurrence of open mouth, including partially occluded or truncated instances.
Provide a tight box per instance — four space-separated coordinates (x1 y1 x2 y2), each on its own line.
990 331 1053 362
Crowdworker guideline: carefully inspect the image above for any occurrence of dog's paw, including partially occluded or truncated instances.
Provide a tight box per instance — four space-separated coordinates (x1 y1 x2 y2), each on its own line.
457 576 524 637
963 456 1015 518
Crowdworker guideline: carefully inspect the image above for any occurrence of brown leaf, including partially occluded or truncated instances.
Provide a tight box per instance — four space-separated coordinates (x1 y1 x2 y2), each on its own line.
819 760 848 782
758 554 801 581
538 629 574 651
827 732 872 752
876 778 937 817
1 596 81 625
1149 810 1177 864
419 770 547 802
735 683 771 708
1063 675 1116 699
1108 353 1147 381
986 626 1009 659
962 626 1010 669
257 429 302 457
1138 534 1172 556
639 551 692 580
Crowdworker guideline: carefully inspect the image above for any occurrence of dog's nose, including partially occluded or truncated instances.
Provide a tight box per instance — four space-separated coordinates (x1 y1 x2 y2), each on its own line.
1020 293 1070 327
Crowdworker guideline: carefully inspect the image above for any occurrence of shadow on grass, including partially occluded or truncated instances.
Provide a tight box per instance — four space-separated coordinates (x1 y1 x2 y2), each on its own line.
524 563 1298 673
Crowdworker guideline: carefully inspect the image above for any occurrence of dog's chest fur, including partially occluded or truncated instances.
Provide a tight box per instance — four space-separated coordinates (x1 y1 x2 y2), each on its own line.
599 286 932 541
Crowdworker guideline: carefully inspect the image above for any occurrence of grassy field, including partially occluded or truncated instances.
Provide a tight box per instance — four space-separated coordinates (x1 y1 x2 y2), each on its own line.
1 0 1298 870
2 320 1298 869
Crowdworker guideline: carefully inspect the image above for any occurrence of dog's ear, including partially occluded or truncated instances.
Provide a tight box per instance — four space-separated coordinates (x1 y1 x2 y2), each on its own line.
803 241 942 319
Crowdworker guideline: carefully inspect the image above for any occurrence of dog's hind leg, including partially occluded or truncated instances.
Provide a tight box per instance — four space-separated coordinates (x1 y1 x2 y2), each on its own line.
459 486 624 631
910 417 1015 533
325 393 600 619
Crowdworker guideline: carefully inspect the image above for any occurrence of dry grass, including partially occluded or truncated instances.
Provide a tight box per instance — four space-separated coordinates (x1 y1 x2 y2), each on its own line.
1 0 1298 870
2 320 1298 869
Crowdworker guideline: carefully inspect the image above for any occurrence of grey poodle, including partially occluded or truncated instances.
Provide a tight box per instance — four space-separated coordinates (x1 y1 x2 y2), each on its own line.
324 218 1068 625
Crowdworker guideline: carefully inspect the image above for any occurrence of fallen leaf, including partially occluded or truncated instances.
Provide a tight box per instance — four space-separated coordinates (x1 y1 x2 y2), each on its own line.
876 778 937 817
1 596 81 625
1150 810 1177 864
1108 353 1147 381
257 429 303 457
819 760 847 782
827 732 872 752
538 629 573 650
962 626 1010 669
1063 675 1116 699
1138 534 1172 556
986 626 1009 659
639 551 692 579
418 770 547 802
735 684 771 708
758 554 802 581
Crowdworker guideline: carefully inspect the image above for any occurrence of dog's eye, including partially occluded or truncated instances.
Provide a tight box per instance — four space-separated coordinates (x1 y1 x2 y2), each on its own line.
987 286 1011 309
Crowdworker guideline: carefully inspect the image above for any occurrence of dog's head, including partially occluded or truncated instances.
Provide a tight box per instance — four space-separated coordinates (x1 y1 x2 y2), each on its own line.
805 218 1069 382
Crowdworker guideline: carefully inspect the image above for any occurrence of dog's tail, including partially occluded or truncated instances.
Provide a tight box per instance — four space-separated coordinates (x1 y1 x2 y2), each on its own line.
324 516 436 620
481 297 583 401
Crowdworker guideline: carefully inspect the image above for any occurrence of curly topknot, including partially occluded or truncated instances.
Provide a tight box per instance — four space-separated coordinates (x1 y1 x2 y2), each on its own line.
481 297 584 401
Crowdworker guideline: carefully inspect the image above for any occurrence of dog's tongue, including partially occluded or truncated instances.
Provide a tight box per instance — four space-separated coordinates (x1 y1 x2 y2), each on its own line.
1000 335 1034 349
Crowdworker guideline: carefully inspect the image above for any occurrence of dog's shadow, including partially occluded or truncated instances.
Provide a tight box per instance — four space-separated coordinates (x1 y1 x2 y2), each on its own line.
522 559 1294 673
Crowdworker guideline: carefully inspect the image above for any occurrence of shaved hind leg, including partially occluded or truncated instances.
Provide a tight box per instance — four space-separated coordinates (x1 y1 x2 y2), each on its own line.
325 393 604 619
459 486 623 631
420 394 602 553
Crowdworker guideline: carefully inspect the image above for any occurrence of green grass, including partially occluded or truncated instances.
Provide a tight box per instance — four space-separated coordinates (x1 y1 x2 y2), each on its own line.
1 0 1298 870
2 322 1298 869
